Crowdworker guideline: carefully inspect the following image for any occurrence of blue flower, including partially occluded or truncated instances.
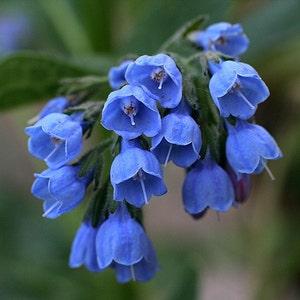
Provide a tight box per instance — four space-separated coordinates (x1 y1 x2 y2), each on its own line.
101 85 161 139
110 139 167 207
151 100 202 167
225 119 282 177
125 53 182 108
108 59 133 89
209 60 270 119
25 113 83 169
31 165 93 218
96 203 159 282
189 22 249 57
182 152 235 214
69 219 103 272
39 97 69 119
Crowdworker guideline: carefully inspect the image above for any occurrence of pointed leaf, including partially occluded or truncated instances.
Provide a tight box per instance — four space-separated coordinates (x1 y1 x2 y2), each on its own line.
0 51 98 110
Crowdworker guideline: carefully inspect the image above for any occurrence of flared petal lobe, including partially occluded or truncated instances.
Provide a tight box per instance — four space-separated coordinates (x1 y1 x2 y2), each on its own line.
209 61 269 119
25 113 83 169
125 53 182 108
39 97 69 119
189 22 249 57
110 141 167 207
225 119 282 176
31 165 92 218
182 155 234 214
101 85 161 139
108 60 133 89
96 203 159 282
69 219 102 272
151 112 202 167
112 238 159 283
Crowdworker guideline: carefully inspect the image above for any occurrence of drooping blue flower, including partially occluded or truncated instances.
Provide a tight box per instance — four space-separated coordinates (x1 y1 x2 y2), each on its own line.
39 97 69 119
189 22 249 57
101 85 161 139
125 53 182 108
182 152 235 214
69 219 103 272
25 113 83 169
108 59 134 89
110 139 167 207
31 165 93 218
225 119 282 177
96 202 159 282
151 100 202 167
209 60 270 119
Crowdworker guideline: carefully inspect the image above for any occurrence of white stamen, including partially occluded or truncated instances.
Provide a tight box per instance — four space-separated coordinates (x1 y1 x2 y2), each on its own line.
27 115 40 125
42 201 62 217
130 265 136 281
133 169 149 205
264 163 275 181
216 211 221 222
236 90 256 110
140 177 148 205
158 79 164 90
129 114 136 126
44 144 60 162
164 144 173 167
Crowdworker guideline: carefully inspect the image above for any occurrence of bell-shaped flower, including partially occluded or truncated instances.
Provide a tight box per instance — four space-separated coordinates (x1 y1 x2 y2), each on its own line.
108 59 133 89
225 119 282 178
110 139 167 207
96 203 159 282
209 60 270 119
189 22 249 57
101 85 161 139
31 165 93 218
125 53 182 108
25 113 83 169
151 100 202 168
69 218 103 272
182 152 234 214
39 97 69 119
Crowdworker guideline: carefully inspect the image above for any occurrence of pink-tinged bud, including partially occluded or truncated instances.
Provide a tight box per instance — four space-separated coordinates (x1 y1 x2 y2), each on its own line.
226 163 251 203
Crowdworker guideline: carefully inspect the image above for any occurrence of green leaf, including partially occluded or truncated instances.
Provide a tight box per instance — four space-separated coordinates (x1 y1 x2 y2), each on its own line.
0 51 99 110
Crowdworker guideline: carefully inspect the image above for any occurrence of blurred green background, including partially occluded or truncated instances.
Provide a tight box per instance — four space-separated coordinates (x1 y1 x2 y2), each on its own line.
0 0 299 299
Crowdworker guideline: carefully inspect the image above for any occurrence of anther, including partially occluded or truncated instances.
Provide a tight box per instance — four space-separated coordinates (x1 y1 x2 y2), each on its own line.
150 67 166 90
123 101 137 126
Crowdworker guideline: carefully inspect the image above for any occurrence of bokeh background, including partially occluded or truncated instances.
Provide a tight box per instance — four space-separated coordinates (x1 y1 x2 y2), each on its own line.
0 0 299 299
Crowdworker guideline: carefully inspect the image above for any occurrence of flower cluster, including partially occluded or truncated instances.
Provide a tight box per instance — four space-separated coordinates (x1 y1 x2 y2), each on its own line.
25 102 94 218
25 19 282 283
